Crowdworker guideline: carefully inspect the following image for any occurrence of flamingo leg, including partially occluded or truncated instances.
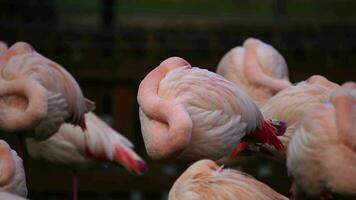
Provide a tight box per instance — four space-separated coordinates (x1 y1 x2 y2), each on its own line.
72 169 78 200
289 181 297 200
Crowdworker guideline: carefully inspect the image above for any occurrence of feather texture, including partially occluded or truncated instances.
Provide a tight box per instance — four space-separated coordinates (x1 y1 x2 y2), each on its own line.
139 57 284 162
287 89 356 197
26 112 146 175
0 42 94 139
217 38 291 106
0 140 27 198
169 159 288 200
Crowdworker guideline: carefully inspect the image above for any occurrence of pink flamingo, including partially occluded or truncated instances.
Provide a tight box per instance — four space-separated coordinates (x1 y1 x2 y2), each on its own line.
0 140 27 198
0 42 94 140
217 38 292 106
0 41 94 200
261 76 340 160
287 88 356 199
26 112 147 174
169 159 288 200
138 57 285 162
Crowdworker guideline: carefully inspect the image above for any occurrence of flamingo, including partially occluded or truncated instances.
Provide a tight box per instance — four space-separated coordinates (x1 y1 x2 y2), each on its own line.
287 88 356 199
260 76 340 160
0 41 94 140
169 159 288 200
0 191 26 200
0 140 27 198
26 112 147 174
138 57 285 162
216 38 292 106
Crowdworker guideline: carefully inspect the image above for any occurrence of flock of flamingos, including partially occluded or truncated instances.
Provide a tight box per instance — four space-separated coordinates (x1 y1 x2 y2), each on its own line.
0 38 354 200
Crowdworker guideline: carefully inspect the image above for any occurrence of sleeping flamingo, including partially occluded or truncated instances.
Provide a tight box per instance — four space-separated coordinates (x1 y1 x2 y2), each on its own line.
0 42 94 140
260 76 340 160
287 88 356 199
138 57 285 162
169 159 288 200
216 38 292 106
0 140 27 198
26 112 147 174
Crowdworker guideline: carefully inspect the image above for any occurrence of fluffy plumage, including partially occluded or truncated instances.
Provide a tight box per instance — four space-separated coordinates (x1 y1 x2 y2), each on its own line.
0 42 94 140
138 57 284 162
287 89 356 197
169 159 288 200
26 112 146 175
261 77 339 159
0 140 27 197
217 38 291 106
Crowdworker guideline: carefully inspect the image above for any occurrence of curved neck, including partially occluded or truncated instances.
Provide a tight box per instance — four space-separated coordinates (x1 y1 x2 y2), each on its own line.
0 79 48 132
243 40 291 94
138 57 193 160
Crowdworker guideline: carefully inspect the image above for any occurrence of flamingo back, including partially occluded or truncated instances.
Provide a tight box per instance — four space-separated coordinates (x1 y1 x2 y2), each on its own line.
169 159 288 200
287 89 356 196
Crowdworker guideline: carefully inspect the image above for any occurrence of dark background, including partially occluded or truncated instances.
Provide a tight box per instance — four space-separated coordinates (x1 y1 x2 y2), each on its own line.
0 0 355 199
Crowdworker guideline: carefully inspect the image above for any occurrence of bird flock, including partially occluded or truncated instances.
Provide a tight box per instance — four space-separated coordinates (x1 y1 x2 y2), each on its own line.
0 38 354 200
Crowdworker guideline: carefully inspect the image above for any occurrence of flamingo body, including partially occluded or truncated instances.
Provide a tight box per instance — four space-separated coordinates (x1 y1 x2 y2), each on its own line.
138 57 284 162
0 140 27 197
169 159 288 200
262 77 339 151
287 89 356 196
0 42 94 139
217 38 291 106
26 112 147 175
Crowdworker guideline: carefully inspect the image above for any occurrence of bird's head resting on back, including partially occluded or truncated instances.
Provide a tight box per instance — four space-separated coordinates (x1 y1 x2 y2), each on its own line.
138 57 193 160
217 38 292 106
0 41 94 139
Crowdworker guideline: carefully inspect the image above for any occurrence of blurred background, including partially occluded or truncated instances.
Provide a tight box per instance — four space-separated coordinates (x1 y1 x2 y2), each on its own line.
0 0 355 199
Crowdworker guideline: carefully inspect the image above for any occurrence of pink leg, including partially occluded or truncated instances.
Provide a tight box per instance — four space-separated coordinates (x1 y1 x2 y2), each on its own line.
289 181 297 200
72 169 78 200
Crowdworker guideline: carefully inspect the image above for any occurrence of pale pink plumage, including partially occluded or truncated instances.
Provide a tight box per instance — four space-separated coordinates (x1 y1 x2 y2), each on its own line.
0 140 27 197
26 112 147 175
217 38 292 106
0 191 26 200
306 75 340 90
0 42 94 140
138 57 284 162
262 76 339 154
169 159 288 200
287 89 356 197
342 82 356 99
